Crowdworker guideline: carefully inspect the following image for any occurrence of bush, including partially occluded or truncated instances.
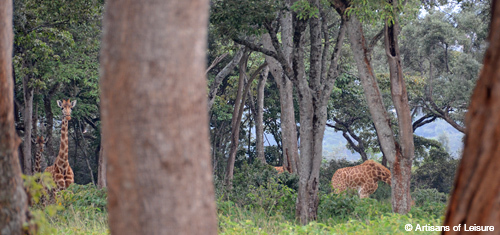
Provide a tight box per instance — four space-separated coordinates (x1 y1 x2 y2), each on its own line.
219 161 298 218
318 193 392 224
412 146 459 194
411 188 448 218
60 183 107 212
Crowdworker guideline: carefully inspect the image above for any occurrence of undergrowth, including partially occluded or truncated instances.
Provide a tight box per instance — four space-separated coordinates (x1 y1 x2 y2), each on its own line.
23 160 448 234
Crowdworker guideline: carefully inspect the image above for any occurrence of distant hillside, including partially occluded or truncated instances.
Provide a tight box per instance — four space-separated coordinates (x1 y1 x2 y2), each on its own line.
322 119 464 161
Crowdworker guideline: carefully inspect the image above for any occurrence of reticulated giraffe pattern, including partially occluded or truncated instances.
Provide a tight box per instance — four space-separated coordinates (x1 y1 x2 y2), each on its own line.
331 160 391 198
44 99 76 194
33 136 46 174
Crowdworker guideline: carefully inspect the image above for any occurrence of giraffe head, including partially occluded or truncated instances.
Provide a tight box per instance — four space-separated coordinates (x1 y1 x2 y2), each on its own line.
57 99 77 121
35 136 46 151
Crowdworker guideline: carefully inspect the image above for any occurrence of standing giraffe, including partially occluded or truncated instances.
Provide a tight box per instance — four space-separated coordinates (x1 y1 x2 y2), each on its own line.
45 99 76 192
33 136 47 174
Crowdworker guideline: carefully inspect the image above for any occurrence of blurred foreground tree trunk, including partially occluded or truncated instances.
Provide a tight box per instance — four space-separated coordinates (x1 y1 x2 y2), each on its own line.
443 0 500 233
100 0 217 234
0 1 30 233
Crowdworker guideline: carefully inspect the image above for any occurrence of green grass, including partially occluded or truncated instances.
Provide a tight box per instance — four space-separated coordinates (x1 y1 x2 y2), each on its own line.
25 177 446 234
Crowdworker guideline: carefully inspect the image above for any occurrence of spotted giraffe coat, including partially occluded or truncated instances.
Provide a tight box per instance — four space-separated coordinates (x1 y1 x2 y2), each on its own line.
331 160 391 198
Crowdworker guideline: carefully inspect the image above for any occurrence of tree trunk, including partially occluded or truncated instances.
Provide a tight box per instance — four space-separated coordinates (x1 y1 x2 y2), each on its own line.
22 74 33 175
294 1 346 223
207 48 244 111
345 11 413 213
255 65 269 163
345 15 397 163
443 0 500 232
225 53 267 186
97 144 106 189
225 51 249 186
262 33 300 173
0 1 30 232
100 0 217 234
384 1 414 213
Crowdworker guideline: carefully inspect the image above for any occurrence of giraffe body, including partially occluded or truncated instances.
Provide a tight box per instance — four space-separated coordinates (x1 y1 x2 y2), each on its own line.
44 99 76 193
274 166 285 173
331 160 391 198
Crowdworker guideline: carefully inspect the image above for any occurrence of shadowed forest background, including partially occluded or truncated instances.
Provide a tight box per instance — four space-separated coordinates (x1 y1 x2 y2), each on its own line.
1 0 500 234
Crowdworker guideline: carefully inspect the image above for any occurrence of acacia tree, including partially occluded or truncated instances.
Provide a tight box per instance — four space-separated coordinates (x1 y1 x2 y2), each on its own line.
0 0 30 233
100 0 217 234
443 0 500 231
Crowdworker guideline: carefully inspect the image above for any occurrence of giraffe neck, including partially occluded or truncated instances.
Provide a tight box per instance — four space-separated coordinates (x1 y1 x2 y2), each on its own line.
34 148 43 173
56 118 69 164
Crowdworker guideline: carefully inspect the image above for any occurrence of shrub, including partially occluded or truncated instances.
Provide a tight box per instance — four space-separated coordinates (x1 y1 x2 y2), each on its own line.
219 161 298 218
411 188 448 218
60 183 107 212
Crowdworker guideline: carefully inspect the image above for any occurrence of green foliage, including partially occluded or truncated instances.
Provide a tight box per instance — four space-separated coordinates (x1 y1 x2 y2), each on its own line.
219 193 445 235
219 161 299 219
23 174 62 235
291 0 319 20
318 193 392 224
411 188 448 217
59 183 107 212
412 145 458 194
210 0 282 39
345 0 419 25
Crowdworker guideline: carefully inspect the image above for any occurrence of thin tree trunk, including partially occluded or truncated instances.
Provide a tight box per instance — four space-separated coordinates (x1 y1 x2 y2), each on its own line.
100 0 217 234
207 48 244 111
97 144 107 189
443 0 500 232
225 51 249 187
225 55 267 186
22 74 33 175
255 65 269 163
0 1 31 232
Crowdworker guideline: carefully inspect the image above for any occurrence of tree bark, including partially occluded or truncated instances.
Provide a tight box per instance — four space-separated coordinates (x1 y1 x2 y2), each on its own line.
384 0 414 213
224 51 249 187
255 65 269 163
97 143 106 189
443 0 500 232
225 54 267 186
22 73 33 175
262 33 300 173
343 8 414 213
207 48 244 111
100 0 217 234
0 1 30 232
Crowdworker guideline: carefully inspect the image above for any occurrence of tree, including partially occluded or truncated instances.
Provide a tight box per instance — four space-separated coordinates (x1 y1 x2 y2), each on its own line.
225 50 267 186
100 0 217 234
443 0 500 231
215 0 347 223
0 0 30 233
331 0 417 213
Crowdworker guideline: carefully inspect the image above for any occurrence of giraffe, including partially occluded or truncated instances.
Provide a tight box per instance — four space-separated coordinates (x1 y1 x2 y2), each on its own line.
331 160 391 198
44 99 76 193
274 150 292 174
33 136 47 174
